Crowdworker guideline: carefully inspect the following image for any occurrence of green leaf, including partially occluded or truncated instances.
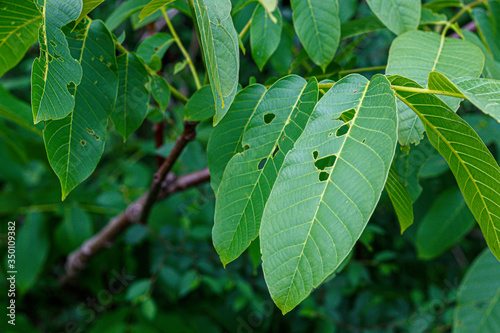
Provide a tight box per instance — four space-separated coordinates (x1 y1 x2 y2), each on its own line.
366 0 421 35
386 30 484 145
44 20 118 200
111 52 150 140
0 86 42 135
104 0 149 31
0 0 42 78
291 0 340 71
184 85 215 121
31 0 83 123
428 72 500 123
419 8 447 25
207 84 266 195
390 75 500 262
150 74 170 113
260 74 397 314
416 188 474 260
126 279 151 302
136 33 174 67
454 249 500 332
173 59 188 74
55 203 93 253
138 0 175 20
340 16 385 40
258 0 278 13
16 212 49 295
462 30 500 80
472 8 500 63
250 4 282 71
192 0 240 125
385 164 414 234
76 0 106 24
213 76 318 266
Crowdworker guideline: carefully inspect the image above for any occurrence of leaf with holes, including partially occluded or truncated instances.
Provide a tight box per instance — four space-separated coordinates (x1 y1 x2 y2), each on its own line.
291 0 340 71
427 71 500 123
390 75 500 262
416 188 474 260
386 30 484 145
192 0 239 124
454 249 500 332
250 4 282 71
31 0 83 123
44 20 118 200
207 84 266 195
260 74 397 314
0 0 42 78
366 0 421 35
213 75 318 266
385 164 414 234
111 52 150 140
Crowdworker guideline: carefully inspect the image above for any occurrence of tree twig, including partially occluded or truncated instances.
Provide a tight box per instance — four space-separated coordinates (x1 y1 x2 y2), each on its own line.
60 168 210 285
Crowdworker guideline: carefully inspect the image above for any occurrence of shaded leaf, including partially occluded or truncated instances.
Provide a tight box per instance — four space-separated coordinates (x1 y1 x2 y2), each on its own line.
150 74 170 112
419 8 447 25
390 75 500 262
416 188 474 260
0 86 42 135
111 52 150 140
207 84 266 195
192 0 239 124
454 249 500 332
213 76 318 266
44 20 118 199
291 0 340 71
260 74 397 314
366 0 421 35
386 164 414 234
250 4 282 71
340 15 385 40
105 0 149 31
462 30 500 80
31 0 83 123
184 85 215 121
0 0 42 78
386 30 484 145
136 33 174 68
55 203 93 253
139 0 175 20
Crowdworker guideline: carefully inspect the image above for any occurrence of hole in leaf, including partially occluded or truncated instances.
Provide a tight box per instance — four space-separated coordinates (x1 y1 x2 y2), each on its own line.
264 113 276 124
328 132 333 137
319 171 329 182
336 123 350 137
154 47 159 51
272 145 280 158
312 150 319 160
95 135 100 140
315 155 336 171
362 138 366 144
258 158 267 170
339 109 355 123
80 140 86 146
87 129 95 135
243 144 250 151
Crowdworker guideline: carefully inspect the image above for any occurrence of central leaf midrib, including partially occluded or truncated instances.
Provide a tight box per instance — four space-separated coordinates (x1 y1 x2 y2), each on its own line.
281 81 369 311
224 80 309 258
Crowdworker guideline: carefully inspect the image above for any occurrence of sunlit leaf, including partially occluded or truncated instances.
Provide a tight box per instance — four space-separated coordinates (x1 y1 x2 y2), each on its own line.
213 76 318 266
366 0 421 35
207 84 266 195
250 4 282 71
386 30 484 145
192 0 239 124
390 75 500 262
138 0 175 20
31 0 83 123
44 20 118 199
0 0 42 78
261 74 397 314
76 0 106 23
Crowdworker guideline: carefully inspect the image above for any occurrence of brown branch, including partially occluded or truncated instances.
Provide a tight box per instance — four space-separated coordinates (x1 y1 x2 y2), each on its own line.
60 168 210 285
153 122 165 168
138 121 199 224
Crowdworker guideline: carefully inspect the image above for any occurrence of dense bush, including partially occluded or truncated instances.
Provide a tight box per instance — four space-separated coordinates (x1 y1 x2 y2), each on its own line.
1 0 500 332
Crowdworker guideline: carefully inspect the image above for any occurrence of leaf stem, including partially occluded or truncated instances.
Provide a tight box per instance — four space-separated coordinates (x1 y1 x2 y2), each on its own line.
239 17 252 40
161 7 202 90
442 0 487 36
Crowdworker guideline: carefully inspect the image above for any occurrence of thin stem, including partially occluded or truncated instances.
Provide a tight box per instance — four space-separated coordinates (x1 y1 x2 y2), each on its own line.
239 17 252 40
442 0 487 35
161 7 202 89
390 85 466 99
